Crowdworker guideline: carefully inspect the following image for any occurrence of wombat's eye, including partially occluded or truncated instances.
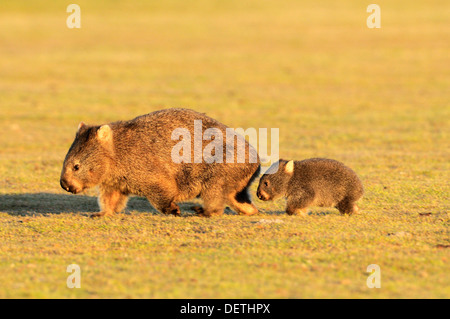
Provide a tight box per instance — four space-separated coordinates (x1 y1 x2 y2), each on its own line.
73 164 80 171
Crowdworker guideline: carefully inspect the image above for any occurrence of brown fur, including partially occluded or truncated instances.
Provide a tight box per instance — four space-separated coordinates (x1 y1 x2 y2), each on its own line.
257 158 364 215
60 108 260 217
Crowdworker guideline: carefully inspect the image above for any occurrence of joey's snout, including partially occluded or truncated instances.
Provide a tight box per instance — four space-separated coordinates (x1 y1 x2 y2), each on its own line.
257 189 270 201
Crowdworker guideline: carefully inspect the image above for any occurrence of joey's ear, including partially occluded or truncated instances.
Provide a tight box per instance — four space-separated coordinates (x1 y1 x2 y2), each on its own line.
285 160 294 174
97 125 112 142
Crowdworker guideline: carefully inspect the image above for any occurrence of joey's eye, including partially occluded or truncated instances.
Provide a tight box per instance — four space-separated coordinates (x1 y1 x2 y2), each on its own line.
73 164 80 171
264 181 269 187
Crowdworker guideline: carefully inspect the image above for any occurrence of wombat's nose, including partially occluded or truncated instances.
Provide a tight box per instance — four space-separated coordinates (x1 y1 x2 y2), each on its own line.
60 178 70 192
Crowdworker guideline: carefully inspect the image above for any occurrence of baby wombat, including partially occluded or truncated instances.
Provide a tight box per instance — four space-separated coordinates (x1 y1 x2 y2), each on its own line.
257 158 363 215
60 108 260 217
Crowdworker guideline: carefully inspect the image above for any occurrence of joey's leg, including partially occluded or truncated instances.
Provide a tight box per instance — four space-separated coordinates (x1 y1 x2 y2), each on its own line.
92 187 129 218
286 195 313 216
337 198 359 215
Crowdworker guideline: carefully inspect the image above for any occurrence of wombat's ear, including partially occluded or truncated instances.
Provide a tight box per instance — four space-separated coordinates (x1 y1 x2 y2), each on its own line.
285 160 294 174
97 125 112 142
77 122 86 132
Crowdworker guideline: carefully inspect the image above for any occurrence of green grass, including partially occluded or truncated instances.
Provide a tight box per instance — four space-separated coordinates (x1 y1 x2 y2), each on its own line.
0 0 449 298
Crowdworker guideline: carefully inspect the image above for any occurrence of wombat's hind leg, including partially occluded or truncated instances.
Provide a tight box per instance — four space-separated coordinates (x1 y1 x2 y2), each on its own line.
227 188 258 216
192 204 225 217
202 203 226 217
195 188 226 217
93 187 129 218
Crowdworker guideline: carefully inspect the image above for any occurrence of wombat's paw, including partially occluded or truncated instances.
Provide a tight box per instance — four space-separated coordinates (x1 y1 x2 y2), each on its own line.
297 209 308 216
338 204 359 216
231 202 259 215
286 209 296 216
90 211 112 218
243 206 259 216
286 208 308 216
191 205 203 214
163 203 181 217
191 206 211 218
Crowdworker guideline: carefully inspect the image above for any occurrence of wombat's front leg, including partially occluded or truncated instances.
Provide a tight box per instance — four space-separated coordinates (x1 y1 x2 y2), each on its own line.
336 198 359 215
92 186 129 218
161 202 181 216
143 182 181 216
286 195 313 216
147 197 181 216
145 193 181 216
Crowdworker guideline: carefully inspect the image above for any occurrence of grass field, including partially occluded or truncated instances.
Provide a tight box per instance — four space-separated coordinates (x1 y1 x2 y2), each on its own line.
0 0 449 298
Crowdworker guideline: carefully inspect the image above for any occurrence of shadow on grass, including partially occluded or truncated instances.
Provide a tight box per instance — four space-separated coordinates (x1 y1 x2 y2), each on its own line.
0 193 325 217
259 209 336 216
0 193 201 216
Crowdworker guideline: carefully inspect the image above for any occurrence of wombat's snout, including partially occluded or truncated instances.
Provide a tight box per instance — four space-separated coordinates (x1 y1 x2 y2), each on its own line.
60 178 76 194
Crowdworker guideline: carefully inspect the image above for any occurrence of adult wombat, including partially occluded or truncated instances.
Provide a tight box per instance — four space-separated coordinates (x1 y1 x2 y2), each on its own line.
256 158 363 215
60 108 260 217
